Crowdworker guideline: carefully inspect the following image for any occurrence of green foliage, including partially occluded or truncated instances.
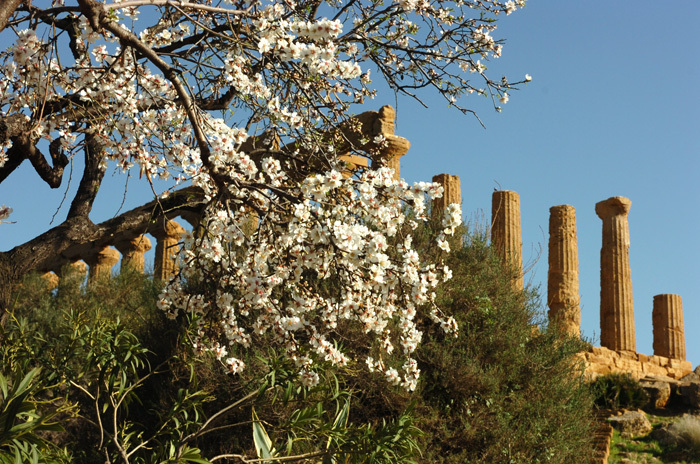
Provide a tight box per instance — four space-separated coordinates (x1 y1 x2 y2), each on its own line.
1 219 597 464
0 368 70 463
407 223 596 464
4 271 422 463
591 373 649 411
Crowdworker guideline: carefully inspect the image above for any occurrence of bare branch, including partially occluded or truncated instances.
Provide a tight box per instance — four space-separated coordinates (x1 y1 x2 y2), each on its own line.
103 0 248 15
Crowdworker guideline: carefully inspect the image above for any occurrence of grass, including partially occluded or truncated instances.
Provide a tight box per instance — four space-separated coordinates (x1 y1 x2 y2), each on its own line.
608 413 700 464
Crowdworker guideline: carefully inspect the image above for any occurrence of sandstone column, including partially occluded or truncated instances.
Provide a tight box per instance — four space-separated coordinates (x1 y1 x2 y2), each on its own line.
375 106 410 180
66 260 87 278
151 220 185 282
652 294 686 361
85 246 120 286
55 260 87 289
547 205 581 336
432 174 461 218
41 271 59 291
595 196 635 352
114 235 152 273
491 190 523 290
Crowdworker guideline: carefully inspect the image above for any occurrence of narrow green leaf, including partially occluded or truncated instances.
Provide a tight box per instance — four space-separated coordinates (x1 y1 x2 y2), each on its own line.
252 408 274 460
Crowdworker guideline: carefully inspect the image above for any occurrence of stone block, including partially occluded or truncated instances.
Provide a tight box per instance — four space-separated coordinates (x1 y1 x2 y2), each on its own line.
607 410 652 438
649 355 670 367
639 378 671 409
618 350 638 360
641 362 668 377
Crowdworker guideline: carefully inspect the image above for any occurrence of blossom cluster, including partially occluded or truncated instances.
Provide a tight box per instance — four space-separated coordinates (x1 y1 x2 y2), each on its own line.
158 167 461 390
0 204 12 224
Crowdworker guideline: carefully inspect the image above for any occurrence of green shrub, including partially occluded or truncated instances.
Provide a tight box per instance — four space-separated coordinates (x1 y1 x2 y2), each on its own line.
4 271 422 463
406 224 596 464
667 415 700 458
590 373 649 411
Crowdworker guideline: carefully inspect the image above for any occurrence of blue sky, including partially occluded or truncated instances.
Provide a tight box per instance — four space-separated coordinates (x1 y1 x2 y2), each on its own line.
1 2 699 366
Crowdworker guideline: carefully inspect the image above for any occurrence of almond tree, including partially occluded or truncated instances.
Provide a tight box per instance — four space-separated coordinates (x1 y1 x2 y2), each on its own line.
0 0 527 386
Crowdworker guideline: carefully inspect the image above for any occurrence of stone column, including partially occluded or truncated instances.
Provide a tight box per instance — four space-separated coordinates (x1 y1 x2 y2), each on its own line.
66 260 87 278
41 271 59 291
85 246 120 286
151 220 185 282
375 106 410 180
431 174 461 218
652 294 685 361
595 196 635 352
491 190 523 290
55 260 87 289
547 205 581 336
114 235 152 273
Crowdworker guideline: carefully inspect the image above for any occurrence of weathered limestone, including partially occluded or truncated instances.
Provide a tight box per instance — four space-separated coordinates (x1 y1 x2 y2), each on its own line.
151 220 185 282
114 235 152 273
652 294 686 361
431 174 461 218
491 190 523 290
339 154 368 178
241 207 259 238
547 205 581 336
595 196 635 352
580 345 692 380
85 246 120 285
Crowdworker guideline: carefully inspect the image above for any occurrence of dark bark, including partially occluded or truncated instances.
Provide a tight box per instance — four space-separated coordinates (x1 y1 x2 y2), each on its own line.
0 0 22 33
67 134 107 219
1 115 68 188
24 136 68 188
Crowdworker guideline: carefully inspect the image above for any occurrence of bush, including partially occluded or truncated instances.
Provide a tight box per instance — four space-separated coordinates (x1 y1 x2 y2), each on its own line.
406 224 596 464
4 271 422 463
667 415 700 458
590 373 649 411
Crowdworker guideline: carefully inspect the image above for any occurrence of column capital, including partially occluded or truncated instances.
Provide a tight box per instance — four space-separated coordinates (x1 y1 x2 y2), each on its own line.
114 235 152 254
595 196 631 219
150 219 186 240
84 246 120 267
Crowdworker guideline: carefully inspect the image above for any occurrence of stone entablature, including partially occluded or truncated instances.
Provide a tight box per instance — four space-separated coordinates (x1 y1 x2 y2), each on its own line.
580 346 692 381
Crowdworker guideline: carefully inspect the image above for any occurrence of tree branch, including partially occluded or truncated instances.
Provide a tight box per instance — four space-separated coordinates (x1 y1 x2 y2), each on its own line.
0 185 205 312
24 135 69 189
67 133 107 219
0 0 22 33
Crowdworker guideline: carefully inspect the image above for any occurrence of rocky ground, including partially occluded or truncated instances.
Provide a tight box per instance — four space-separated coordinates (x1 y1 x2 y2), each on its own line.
605 367 700 463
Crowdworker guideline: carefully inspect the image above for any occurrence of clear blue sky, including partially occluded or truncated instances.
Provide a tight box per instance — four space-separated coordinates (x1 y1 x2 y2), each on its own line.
1 2 699 366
